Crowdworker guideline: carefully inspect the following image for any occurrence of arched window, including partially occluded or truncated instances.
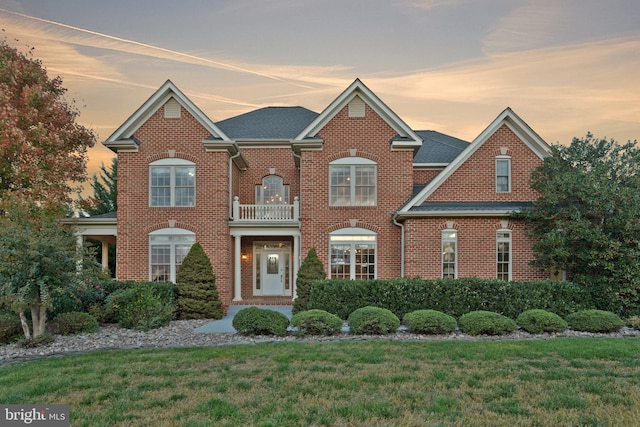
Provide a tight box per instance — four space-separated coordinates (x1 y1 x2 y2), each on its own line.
329 227 376 280
329 157 377 206
255 175 289 205
149 158 195 207
149 228 195 282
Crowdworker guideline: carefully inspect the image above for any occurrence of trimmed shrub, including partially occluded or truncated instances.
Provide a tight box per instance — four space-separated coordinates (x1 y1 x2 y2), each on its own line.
232 307 289 336
625 315 640 329
176 243 224 320
347 306 400 335
459 311 517 336
517 309 568 334
290 309 343 336
118 283 175 331
308 277 592 320
566 309 624 333
292 248 326 314
49 312 99 335
403 310 457 334
0 313 23 343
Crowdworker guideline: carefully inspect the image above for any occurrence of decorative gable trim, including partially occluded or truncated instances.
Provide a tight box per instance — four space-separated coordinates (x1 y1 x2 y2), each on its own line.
398 107 551 215
293 79 422 150
104 80 231 152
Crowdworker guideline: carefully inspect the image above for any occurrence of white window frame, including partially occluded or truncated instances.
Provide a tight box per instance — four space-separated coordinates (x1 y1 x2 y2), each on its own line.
149 228 195 283
255 175 290 205
329 157 377 207
442 230 458 279
497 229 512 281
329 227 377 280
496 156 511 193
149 158 195 207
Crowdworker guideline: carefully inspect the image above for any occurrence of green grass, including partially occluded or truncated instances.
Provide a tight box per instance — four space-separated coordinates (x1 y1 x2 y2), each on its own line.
1 338 639 426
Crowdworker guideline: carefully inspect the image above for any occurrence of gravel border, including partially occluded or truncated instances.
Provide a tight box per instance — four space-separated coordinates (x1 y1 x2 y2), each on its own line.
1 320 638 366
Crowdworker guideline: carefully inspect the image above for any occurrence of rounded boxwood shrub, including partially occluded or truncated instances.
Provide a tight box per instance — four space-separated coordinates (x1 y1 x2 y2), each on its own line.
290 309 343 336
232 307 290 336
516 309 568 334
347 306 400 335
566 309 624 333
0 313 23 343
458 311 517 336
403 309 457 334
48 312 99 336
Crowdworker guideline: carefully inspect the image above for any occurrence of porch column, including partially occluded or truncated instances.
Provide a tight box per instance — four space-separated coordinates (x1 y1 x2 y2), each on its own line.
101 241 109 272
293 234 300 299
233 234 243 301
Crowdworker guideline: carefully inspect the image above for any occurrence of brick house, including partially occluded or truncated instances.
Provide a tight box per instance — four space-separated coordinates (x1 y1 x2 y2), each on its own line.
75 78 552 308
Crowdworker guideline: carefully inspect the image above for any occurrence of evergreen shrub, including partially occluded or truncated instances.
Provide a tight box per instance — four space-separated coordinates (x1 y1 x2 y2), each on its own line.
0 313 22 343
458 311 517 336
176 243 224 320
566 309 624 333
402 309 457 334
516 309 568 334
232 307 289 336
626 315 640 329
347 306 400 335
118 282 175 331
290 309 343 336
292 248 326 314
49 311 99 335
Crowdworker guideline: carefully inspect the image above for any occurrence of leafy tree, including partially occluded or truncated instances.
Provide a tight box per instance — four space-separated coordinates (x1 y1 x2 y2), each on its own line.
518 133 640 315
81 157 117 215
0 206 83 340
292 248 326 314
0 40 95 211
175 243 224 320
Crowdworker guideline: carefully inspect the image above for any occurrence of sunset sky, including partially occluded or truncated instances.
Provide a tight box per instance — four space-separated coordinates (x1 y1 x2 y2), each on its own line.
0 0 639 185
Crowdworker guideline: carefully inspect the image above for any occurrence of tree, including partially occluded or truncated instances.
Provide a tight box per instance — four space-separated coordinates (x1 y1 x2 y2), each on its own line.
0 40 95 211
175 243 224 320
0 206 82 340
292 248 326 314
518 133 640 315
81 157 117 215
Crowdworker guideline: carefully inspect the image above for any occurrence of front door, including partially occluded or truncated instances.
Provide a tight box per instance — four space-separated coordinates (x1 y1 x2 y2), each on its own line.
254 243 291 296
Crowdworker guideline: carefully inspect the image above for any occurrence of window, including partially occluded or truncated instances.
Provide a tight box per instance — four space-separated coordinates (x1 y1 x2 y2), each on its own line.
329 228 376 280
496 157 511 193
150 159 195 207
149 228 195 282
442 230 457 279
255 175 290 205
497 230 511 281
329 157 376 206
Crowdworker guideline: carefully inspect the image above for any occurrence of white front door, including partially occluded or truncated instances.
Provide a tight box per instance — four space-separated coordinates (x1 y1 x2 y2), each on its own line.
262 252 284 295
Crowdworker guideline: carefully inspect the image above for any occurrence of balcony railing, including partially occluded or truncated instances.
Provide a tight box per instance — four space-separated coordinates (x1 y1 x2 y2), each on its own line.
232 196 299 223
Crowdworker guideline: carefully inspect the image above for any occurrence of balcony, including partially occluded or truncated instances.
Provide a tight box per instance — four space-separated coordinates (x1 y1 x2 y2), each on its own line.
231 196 300 226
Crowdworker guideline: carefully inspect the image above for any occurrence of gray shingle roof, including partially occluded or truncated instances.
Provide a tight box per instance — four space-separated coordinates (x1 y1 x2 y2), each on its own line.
413 131 469 164
215 106 318 139
409 201 533 213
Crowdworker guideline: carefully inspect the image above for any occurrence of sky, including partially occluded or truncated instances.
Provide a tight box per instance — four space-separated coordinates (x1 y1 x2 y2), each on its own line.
0 0 639 188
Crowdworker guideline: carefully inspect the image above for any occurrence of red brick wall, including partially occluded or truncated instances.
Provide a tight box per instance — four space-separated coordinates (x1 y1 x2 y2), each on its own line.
299 104 414 278
116 104 235 306
428 124 542 202
404 217 547 281
236 147 300 203
413 169 442 186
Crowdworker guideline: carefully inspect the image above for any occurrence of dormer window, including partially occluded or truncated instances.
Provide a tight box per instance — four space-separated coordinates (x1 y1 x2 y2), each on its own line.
496 157 511 193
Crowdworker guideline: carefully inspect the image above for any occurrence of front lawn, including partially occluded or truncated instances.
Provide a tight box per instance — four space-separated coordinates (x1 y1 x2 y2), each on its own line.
1 338 638 426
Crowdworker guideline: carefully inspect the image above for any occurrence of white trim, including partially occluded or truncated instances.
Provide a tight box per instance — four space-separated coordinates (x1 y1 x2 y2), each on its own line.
330 157 376 165
497 229 512 281
442 229 458 279
149 163 196 207
150 158 194 166
495 157 511 193
148 228 195 283
329 227 377 280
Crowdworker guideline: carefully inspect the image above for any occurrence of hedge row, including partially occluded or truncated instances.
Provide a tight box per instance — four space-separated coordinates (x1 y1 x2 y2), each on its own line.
307 277 593 319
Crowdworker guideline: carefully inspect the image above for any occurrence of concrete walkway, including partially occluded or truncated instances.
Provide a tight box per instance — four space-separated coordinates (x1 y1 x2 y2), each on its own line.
194 305 293 333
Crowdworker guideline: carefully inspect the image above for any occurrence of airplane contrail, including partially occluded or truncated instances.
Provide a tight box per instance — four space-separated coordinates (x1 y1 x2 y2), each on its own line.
0 8 313 89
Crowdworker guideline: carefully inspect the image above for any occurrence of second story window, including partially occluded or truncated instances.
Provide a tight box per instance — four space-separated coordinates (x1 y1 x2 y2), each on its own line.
256 175 289 205
150 158 195 207
496 157 511 193
329 157 376 206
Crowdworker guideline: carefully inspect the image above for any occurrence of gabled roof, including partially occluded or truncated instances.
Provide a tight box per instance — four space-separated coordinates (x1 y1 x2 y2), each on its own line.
104 80 231 151
413 131 470 165
216 106 318 140
293 79 422 149
398 107 551 216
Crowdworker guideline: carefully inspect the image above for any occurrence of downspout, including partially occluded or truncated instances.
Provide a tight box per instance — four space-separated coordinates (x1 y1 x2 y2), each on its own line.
392 213 405 278
228 150 241 219
292 150 303 297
